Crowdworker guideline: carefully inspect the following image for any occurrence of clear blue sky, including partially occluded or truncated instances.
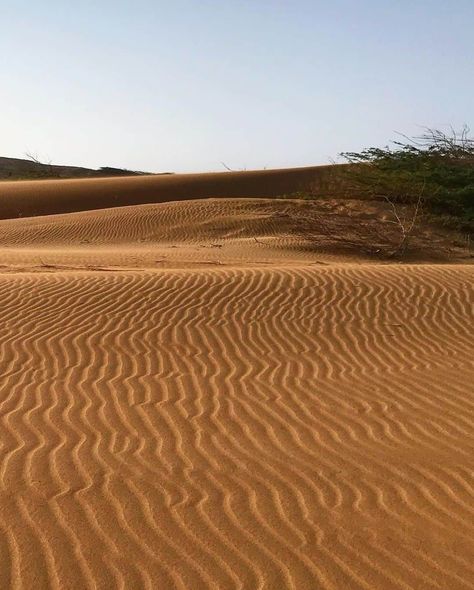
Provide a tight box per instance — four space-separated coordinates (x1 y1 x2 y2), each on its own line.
1 0 473 172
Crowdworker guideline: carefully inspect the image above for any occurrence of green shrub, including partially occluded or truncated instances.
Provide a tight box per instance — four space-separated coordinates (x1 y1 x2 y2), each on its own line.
340 127 474 232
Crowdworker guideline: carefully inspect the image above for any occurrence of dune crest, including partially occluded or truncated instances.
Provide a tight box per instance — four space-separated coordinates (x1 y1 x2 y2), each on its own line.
0 165 339 219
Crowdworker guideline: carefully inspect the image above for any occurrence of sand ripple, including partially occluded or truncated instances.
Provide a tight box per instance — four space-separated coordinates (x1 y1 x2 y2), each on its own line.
0 264 472 588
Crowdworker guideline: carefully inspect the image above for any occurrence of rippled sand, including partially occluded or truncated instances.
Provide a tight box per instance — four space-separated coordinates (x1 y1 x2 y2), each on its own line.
0 173 472 589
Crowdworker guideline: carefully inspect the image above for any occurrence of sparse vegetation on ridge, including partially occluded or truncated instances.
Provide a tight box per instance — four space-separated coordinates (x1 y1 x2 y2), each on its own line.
0 155 153 180
340 126 474 234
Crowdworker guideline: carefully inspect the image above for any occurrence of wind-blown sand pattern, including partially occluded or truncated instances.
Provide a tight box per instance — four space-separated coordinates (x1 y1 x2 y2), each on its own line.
0 172 473 589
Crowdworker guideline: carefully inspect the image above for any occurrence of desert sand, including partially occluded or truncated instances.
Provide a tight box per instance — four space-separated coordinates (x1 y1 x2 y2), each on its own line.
0 168 472 589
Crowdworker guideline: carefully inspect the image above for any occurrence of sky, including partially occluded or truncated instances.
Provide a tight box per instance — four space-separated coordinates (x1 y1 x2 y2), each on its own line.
1 0 473 173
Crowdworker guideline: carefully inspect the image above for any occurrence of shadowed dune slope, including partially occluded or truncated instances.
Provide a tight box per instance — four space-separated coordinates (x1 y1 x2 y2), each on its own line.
0 265 473 589
0 165 340 219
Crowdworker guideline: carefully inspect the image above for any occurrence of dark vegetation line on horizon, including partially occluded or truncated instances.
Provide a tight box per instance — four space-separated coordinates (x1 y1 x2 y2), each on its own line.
0 155 157 181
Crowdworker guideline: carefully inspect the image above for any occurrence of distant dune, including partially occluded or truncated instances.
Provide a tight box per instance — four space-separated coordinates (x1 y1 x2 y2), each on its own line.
0 168 472 589
0 164 340 219
0 155 151 181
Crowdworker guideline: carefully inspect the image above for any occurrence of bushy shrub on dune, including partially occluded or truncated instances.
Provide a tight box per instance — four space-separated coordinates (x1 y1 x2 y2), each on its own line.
341 126 474 233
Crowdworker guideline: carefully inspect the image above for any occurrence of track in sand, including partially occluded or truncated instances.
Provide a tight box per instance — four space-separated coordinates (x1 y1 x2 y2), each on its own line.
0 172 473 589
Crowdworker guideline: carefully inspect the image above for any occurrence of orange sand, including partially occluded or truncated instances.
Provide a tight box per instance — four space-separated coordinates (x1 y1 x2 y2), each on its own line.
0 170 472 589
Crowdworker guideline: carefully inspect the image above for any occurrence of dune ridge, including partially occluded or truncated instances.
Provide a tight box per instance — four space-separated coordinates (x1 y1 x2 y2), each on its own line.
0 165 342 220
0 263 472 589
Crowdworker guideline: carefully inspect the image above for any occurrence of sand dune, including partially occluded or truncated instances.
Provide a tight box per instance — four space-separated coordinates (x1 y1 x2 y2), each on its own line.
0 175 472 589
0 196 466 271
0 165 339 219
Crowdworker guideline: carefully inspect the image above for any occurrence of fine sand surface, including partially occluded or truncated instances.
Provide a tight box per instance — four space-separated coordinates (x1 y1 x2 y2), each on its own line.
0 172 473 589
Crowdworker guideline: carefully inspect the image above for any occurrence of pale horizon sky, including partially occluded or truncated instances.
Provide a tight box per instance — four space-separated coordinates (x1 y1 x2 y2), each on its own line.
1 0 473 173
